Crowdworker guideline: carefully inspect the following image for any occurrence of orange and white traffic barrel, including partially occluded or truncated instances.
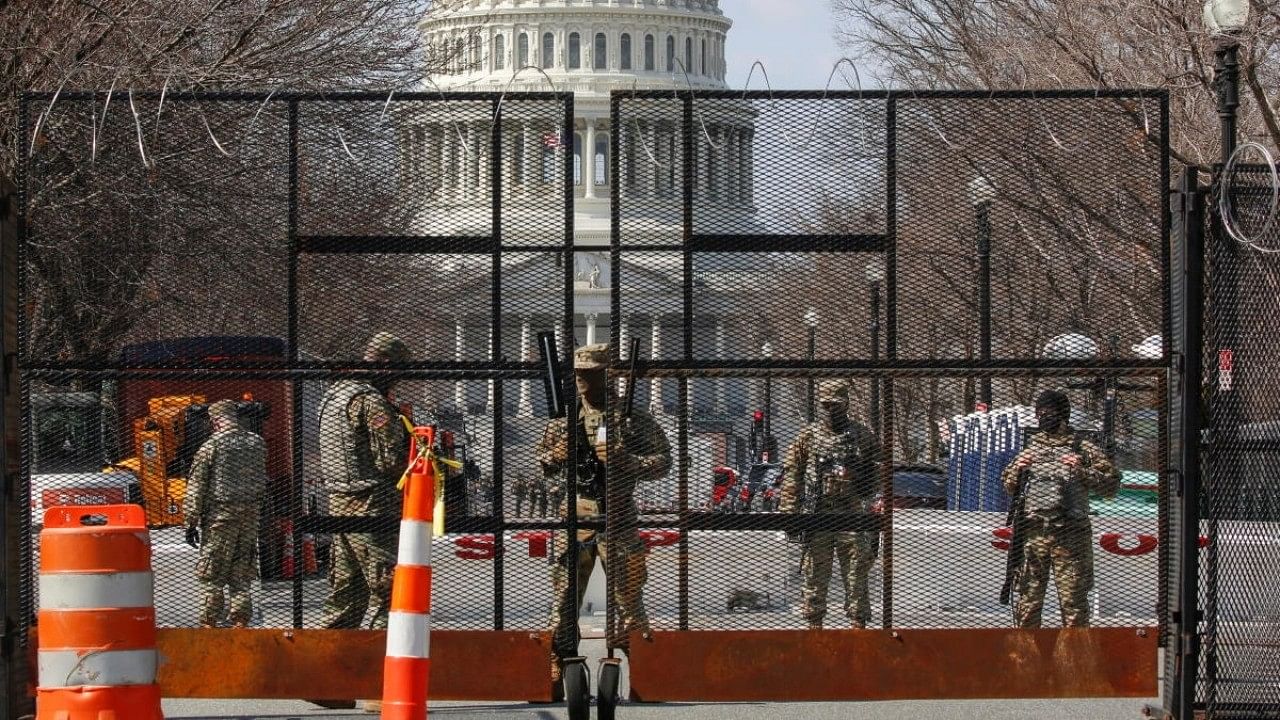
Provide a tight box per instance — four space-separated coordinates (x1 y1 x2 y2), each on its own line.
380 424 442 719
36 504 163 720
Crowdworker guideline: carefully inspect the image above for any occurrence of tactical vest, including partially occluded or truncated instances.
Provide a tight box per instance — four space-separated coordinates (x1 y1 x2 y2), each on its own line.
1021 433 1090 521
318 379 390 494
205 429 267 506
803 425 875 511
575 406 607 504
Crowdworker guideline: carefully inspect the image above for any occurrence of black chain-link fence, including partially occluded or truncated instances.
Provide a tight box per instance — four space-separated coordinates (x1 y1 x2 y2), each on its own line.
17 91 576 635
1199 162 1280 716
607 89 1170 637
11 87 1209 700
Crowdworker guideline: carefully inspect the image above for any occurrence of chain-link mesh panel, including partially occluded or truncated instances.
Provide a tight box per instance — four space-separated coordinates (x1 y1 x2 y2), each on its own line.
18 92 575 641
609 90 1169 640
1202 164 1280 716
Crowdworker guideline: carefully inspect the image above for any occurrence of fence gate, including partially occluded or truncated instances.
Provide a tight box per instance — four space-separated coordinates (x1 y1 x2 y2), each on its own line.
16 85 1271 712
606 89 1170 701
7 90 578 707
1168 161 1280 719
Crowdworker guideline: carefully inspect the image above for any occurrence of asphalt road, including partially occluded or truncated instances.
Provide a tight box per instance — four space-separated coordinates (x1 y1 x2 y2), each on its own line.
161 697 1161 720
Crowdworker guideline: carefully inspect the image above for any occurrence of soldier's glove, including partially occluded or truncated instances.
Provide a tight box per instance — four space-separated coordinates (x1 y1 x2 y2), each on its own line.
185 525 200 549
785 531 803 544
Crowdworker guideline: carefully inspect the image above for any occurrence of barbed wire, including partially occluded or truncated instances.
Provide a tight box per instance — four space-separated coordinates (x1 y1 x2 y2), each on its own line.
1219 141 1280 254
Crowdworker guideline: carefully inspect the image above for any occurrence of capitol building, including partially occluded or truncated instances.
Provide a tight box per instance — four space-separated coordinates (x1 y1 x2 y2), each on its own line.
413 0 768 425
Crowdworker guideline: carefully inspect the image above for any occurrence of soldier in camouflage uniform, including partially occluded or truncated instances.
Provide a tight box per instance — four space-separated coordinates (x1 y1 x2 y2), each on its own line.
184 399 267 628
780 380 881 629
512 472 550 517
1001 389 1119 628
316 332 411 631
537 343 672 684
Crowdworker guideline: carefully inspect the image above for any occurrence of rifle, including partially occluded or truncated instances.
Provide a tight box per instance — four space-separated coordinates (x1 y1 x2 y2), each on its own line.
536 331 604 507
1000 468 1030 606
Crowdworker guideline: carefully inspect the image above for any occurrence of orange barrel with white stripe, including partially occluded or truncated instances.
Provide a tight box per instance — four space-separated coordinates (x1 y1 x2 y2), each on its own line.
381 426 435 720
36 504 163 720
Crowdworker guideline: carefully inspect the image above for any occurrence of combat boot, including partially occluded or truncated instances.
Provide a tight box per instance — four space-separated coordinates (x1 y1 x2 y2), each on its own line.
362 699 381 713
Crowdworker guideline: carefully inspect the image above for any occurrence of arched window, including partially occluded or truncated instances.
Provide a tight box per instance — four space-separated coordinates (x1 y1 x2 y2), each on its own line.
542 32 554 68
666 35 675 72
621 33 632 70
684 37 692 74
594 134 608 186
494 34 505 71
701 38 706 75
644 34 655 71
569 32 581 69
594 33 607 70
573 133 583 185
517 33 528 67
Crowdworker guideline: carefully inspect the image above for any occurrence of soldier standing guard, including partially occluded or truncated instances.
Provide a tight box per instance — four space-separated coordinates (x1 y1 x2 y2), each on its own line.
780 380 881 629
316 332 411 631
184 399 268 629
1001 389 1119 627
536 343 672 690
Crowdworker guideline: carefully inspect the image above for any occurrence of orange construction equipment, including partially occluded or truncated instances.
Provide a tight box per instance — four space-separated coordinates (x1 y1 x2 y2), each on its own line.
380 423 444 719
36 504 163 720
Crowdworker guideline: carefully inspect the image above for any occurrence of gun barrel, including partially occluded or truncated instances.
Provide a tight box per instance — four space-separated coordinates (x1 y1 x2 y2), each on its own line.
537 331 565 420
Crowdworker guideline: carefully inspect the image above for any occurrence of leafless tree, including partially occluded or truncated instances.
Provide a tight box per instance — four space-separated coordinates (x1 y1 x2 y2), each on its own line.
832 0 1280 170
3 0 480 362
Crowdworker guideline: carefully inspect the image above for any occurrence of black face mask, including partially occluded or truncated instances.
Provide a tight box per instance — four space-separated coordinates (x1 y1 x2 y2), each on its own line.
1037 410 1064 433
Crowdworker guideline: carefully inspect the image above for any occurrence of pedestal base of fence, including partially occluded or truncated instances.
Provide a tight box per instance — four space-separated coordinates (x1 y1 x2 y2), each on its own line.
154 629 553 701
627 627 1157 702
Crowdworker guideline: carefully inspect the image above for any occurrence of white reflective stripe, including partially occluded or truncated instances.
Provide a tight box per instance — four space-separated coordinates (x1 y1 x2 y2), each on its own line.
397 520 432 566
39 649 156 687
39 572 154 610
385 611 430 659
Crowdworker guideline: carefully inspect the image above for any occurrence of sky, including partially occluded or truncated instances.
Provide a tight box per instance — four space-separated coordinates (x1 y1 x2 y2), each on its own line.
724 0 862 91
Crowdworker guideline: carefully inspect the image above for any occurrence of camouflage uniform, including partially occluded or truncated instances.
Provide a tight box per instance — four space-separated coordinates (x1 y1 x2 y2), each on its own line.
537 344 672 680
1001 425 1119 628
316 334 411 630
780 381 880 629
184 400 267 627
513 473 550 517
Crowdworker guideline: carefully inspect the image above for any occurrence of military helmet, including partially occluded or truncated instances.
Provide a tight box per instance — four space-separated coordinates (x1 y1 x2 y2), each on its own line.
207 399 239 423
364 332 411 362
573 343 611 370
816 379 850 404
1034 389 1071 416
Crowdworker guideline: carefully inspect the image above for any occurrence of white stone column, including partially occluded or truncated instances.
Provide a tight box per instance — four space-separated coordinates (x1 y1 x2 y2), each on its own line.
463 122 476 193
523 122 537 189
486 331 496 415
504 125 517 191
477 120 490 194
443 126 456 193
585 313 598 346
423 124 438 198
714 320 726 414
518 318 533 416
584 119 596 199
454 316 466 411
649 318 664 414
726 128 738 205
618 315 630 398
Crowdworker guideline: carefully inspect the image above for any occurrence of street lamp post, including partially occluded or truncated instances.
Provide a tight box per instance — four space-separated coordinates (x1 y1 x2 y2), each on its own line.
969 176 997 409
804 307 819 422
865 260 886 435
